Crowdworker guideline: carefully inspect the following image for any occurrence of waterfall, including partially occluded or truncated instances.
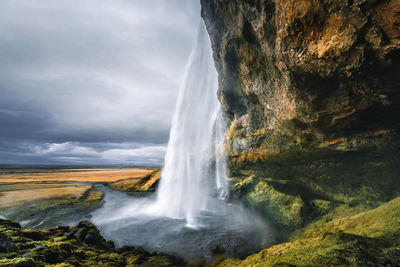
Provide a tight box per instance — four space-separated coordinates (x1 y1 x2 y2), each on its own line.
89 20 272 261
155 21 228 227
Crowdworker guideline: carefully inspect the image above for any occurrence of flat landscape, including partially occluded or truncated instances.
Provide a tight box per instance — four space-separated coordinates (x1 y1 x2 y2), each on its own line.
0 167 160 228
0 167 155 184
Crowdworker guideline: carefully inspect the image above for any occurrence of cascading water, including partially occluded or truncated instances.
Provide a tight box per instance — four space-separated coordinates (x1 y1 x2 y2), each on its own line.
87 21 273 261
155 21 228 227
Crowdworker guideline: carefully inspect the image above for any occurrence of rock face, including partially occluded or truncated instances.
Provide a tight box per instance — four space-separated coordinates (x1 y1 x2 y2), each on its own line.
201 1 400 265
202 0 400 153
201 0 400 233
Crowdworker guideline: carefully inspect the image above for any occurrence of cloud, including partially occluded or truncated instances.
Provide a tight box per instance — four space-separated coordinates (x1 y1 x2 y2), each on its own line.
0 140 167 166
34 142 167 165
0 0 200 165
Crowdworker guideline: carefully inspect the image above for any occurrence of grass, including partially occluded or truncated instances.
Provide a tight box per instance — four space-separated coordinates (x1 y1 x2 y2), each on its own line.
0 186 105 229
211 196 400 266
0 167 159 228
294 196 400 241
108 169 161 192
0 185 91 209
0 168 155 183
0 183 76 192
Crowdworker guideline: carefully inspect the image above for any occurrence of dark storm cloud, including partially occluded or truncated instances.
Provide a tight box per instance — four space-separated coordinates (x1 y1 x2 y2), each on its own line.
0 0 201 165
0 139 167 165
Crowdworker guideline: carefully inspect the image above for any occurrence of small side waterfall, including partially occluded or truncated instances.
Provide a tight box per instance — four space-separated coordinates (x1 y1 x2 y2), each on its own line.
155 21 228 227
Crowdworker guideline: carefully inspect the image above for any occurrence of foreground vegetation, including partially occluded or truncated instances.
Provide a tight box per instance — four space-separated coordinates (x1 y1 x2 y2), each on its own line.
0 219 182 267
212 196 400 266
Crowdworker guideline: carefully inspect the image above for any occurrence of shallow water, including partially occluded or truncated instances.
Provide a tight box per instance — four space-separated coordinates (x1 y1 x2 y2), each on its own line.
88 184 273 261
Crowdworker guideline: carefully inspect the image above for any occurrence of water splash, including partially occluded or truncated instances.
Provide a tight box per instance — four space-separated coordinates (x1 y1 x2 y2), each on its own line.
88 21 273 261
154 22 228 227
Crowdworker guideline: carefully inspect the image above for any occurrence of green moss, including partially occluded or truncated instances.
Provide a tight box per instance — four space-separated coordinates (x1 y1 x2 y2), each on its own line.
0 219 183 266
212 196 400 266
0 257 36 267
21 230 44 241
231 149 400 203
227 148 400 265
296 196 400 242
107 169 161 193
228 148 400 238
245 180 304 229
51 263 75 267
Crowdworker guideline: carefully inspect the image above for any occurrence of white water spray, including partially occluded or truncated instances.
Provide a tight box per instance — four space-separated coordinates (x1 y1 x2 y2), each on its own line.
89 20 272 261
155 21 228 227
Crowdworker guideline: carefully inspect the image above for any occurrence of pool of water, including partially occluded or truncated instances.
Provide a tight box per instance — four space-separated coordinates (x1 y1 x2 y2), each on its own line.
86 184 274 261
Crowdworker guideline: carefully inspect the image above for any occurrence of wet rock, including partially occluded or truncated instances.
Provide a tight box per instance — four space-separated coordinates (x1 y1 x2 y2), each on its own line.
34 245 47 251
0 220 183 266
74 220 110 249
22 230 44 241
0 219 21 230
211 245 225 255
0 233 15 253
42 245 69 264
186 259 207 267
0 258 36 267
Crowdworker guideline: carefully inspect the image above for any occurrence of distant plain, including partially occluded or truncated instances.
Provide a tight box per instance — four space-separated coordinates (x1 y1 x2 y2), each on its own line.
0 167 159 228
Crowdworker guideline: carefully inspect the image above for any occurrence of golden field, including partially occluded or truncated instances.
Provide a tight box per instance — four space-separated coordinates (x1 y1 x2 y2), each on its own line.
0 185 91 208
0 168 159 227
0 168 157 209
108 169 161 192
0 168 155 183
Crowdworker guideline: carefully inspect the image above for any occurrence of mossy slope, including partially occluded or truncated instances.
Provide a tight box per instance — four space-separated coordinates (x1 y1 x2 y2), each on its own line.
229 149 400 235
212 196 400 266
108 169 161 193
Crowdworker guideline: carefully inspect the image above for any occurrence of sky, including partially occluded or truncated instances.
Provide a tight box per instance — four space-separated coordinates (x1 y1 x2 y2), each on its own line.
0 0 201 166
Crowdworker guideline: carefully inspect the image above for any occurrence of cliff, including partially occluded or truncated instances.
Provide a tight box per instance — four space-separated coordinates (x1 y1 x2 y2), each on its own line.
201 0 400 265
202 0 400 228
202 0 400 153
